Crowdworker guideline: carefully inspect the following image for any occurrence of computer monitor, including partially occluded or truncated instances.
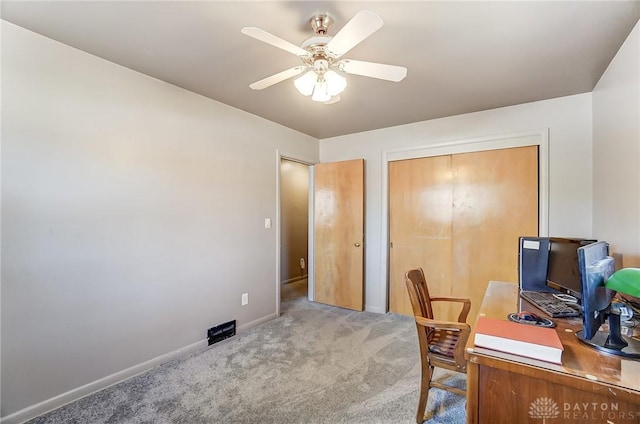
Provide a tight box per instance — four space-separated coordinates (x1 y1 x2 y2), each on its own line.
518 236 552 292
545 238 596 300
576 241 640 358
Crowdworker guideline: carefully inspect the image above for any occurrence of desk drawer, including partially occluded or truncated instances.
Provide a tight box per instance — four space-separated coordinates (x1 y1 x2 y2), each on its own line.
477 365 640 424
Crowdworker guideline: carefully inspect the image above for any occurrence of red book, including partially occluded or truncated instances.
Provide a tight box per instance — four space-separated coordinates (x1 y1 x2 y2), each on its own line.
473 317 564 364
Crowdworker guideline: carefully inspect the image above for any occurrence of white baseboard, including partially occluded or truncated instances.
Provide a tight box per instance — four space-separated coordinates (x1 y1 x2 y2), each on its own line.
238 313 278 332
365 305 386 314
1 313 278 424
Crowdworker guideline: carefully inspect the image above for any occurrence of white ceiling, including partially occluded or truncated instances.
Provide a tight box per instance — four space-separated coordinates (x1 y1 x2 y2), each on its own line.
3 1 639 139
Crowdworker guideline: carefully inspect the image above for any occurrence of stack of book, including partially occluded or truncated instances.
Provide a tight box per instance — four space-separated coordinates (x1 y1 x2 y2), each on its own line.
473 317 564 364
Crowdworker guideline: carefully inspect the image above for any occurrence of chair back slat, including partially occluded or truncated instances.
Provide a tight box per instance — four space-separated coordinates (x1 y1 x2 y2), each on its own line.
405 268 434 319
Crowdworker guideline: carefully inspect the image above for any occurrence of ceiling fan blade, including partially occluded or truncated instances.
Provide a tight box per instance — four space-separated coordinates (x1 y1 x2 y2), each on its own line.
337 60 407 82
242 27 310 57
325 10 383 57
249 66 308 90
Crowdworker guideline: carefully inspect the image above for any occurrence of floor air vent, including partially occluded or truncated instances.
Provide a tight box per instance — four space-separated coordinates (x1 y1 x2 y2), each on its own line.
207 320 236 346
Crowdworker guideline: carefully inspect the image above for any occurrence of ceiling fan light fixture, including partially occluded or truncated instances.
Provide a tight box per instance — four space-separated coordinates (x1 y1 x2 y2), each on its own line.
294 71 316 96
311 79 331 102
324 70 346 97
295 69 346 102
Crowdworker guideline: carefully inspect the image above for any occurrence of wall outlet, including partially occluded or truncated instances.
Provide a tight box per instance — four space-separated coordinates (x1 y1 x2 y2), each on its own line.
241 292 248 306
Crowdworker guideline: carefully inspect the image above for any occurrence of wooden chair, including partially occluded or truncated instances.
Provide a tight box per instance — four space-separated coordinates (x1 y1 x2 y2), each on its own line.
405 268 471 424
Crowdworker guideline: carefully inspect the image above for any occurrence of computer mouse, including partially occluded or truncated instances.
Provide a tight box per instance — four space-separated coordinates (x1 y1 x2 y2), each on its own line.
517 311 542 323
507 311 556 327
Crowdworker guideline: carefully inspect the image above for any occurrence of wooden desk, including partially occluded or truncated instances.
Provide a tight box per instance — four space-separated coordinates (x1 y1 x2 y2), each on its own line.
465 281 640 424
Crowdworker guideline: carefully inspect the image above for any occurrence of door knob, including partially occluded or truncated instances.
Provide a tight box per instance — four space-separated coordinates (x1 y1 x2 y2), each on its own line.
354 242 361 247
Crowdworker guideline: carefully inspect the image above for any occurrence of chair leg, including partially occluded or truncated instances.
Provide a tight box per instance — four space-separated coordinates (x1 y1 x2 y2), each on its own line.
416 364 433 424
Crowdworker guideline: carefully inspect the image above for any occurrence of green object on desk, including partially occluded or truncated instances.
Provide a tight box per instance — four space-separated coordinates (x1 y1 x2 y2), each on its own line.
605 268 640 297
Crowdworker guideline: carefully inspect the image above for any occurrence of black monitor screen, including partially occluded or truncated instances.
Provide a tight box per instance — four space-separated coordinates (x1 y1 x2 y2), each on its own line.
577 241 640 358
577 242 615 339
546 238 595 299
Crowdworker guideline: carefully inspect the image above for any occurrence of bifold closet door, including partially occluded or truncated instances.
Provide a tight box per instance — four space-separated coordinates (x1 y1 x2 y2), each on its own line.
451 147 539 322
388 155 454 320
388 146 538 322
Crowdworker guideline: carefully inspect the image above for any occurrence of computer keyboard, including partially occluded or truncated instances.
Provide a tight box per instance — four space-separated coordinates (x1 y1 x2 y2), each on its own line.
520 290 581 318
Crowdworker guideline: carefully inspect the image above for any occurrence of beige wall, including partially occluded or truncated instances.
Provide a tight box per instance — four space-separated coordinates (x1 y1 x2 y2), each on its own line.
1 22 318 421
280 159 309 282
592 21 640 267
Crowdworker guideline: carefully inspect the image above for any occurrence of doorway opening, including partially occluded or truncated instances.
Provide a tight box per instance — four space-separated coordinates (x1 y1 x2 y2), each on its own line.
279 158 310 312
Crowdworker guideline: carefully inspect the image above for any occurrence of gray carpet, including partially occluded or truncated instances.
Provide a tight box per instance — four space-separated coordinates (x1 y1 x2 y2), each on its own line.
27 280 466 423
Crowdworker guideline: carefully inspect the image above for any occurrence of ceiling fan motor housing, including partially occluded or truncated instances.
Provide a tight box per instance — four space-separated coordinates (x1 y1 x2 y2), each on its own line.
301 36 333 60
302 14 338 66
310 14 332 35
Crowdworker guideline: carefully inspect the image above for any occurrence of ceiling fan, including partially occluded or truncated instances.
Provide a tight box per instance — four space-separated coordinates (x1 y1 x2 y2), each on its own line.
241 10 407 103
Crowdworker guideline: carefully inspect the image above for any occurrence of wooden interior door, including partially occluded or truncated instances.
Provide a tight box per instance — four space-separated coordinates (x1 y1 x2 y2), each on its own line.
314 159 364 311
389 155 453 319
388 146 538 322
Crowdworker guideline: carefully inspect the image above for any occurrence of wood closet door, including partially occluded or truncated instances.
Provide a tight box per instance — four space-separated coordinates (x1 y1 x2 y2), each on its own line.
451 147 538 322
389 155 453 319
388 146 538 322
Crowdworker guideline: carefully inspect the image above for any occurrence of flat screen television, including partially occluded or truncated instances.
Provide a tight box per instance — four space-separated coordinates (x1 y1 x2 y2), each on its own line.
576 241 640 358
545 237 596 300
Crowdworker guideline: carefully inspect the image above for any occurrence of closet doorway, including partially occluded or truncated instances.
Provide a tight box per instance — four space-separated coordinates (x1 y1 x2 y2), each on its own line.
279 158 310 306
388 146 539 323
